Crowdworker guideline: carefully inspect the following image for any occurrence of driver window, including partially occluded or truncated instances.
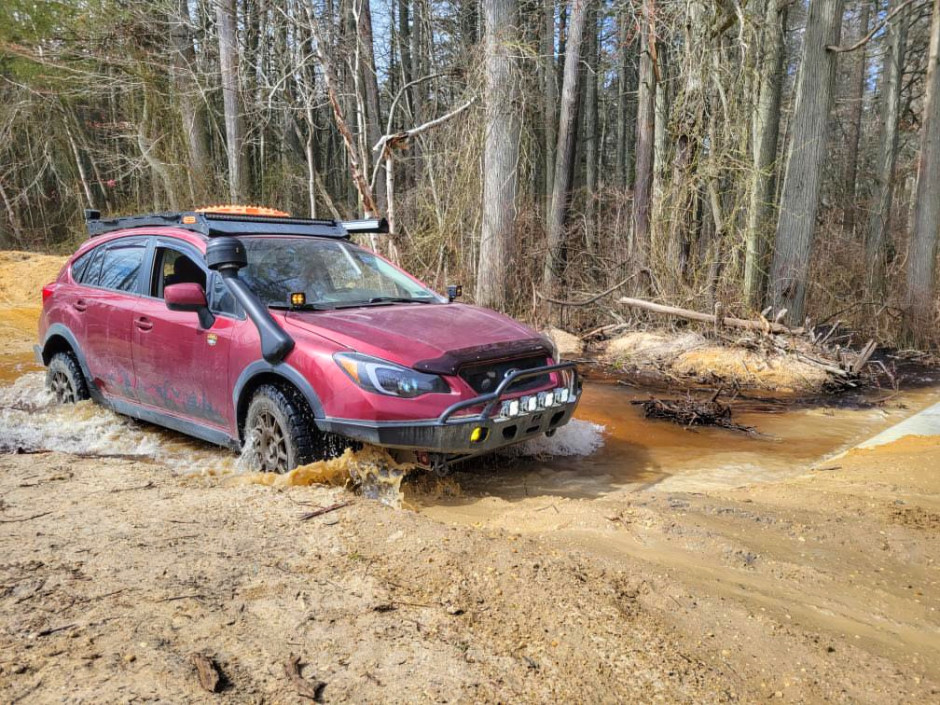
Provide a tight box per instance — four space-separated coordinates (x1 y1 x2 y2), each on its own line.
151 248 206 299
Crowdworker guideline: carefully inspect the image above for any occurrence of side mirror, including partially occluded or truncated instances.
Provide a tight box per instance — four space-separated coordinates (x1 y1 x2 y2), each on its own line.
447 284 462 303
165 283 214 328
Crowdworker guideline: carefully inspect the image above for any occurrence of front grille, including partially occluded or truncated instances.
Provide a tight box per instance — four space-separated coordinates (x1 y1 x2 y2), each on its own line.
458 356 551 394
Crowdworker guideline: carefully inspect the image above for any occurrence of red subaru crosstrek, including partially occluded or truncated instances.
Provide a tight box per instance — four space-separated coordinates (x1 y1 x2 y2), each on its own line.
36 207 580 472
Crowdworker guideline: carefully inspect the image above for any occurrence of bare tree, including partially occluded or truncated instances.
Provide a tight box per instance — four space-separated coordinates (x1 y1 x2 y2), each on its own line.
216 0 250 202
633 0 657 274
842 0 871 237
744 0 788 310
866 0 908 291
904 0 940 339
769 0 845 324
541 0 588 314
476 0 521 309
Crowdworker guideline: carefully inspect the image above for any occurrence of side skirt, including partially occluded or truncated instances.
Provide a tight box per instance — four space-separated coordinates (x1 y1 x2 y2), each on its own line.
105 397 241 451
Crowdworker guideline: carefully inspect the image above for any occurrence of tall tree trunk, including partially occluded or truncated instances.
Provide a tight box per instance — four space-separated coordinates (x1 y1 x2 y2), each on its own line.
866 0 908 291
541 0 588 316
904 0 940 340
768 0 845 324
743 0 787 310
633 0 657 273
583 3 600 254
476 0 521 310
171 0 210 199
540 0 558 220
616 9 636 189
842 0 871 237
356 0 386 211
216 0 250 202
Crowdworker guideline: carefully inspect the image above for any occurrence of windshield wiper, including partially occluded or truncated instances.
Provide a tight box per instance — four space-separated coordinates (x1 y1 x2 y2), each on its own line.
329 297 436 309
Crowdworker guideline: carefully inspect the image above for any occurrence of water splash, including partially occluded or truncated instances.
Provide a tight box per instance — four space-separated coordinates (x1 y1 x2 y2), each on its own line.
503 418 606 458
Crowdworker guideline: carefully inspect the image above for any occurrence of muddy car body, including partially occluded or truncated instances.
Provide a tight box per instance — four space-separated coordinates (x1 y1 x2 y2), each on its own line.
36 209 580 472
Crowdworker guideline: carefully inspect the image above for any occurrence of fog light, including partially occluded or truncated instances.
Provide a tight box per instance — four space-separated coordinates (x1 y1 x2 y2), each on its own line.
470 426 488 443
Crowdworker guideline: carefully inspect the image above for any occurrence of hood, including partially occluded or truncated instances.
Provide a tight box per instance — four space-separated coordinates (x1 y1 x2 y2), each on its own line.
283 303 548 371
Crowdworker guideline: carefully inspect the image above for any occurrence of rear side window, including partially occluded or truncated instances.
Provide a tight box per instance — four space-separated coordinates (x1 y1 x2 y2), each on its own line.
73 247 105 286
97 244 146 293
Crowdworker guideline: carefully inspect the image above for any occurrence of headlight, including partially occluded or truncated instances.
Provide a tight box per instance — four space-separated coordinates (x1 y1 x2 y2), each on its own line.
334 352 450 398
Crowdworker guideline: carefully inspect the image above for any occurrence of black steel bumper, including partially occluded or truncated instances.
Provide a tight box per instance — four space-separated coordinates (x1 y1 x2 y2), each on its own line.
318 362 581 455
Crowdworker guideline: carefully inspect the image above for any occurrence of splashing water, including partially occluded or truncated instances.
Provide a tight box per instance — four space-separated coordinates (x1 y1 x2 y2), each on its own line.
233 445 414 508
503 418 606 458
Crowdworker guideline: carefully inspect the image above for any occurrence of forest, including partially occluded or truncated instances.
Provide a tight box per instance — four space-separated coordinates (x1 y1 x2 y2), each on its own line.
1 0 939 346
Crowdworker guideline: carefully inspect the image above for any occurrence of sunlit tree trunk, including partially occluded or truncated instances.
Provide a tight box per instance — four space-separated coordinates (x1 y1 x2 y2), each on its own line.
171 0 210 199
866 0 908 291
842 0 871 237
769 0 845 324
540 0 558 221
216 0 250 202
633 0 656 273
744 0 787 310
476 0 521 309
541 0 587 316
904 0 940 340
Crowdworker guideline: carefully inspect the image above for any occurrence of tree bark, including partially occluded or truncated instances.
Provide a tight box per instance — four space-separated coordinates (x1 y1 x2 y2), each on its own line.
903 0 940 339
541 0 588 315
476 0 522 310
743 0 787 310
768 0 845 324
842 0 871 237
216 0 250 202
356 0 386 211
866 0 908 291
171 0 210 198
616 9 636 190
583 3 600 254
540 0 558 220
633 0 657 273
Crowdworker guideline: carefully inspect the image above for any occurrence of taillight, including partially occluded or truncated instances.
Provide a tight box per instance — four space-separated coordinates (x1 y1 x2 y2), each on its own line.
41 283 57 303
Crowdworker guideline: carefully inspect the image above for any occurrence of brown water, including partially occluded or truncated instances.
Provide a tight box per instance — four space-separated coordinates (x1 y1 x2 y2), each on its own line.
2 358 939 507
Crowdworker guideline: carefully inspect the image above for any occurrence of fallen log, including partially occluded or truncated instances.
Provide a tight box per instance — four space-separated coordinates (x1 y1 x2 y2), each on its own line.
632 392 755 433
618 297 803 335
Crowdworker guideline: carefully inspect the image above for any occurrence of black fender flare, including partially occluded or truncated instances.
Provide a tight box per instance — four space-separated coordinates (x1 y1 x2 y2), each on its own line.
41 324 101 399
232 361 326 439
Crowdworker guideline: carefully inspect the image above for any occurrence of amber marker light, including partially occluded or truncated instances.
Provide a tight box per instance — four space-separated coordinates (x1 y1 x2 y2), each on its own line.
290 292 307 307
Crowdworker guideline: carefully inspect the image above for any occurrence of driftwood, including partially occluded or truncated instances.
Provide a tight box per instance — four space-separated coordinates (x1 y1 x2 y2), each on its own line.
632 391 755 433
619 296 803 335
284 654 324 701
299 500 352 521
190 652 221 693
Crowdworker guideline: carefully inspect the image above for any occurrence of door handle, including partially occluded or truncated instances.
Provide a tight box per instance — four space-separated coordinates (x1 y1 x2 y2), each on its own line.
74 299 87 312
135 317 153 332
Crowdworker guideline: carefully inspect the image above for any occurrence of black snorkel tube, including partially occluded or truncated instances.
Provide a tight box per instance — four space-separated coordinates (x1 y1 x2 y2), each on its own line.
206 237 295 364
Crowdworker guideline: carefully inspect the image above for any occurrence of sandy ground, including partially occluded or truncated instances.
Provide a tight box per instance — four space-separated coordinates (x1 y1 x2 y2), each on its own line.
1 251 938 702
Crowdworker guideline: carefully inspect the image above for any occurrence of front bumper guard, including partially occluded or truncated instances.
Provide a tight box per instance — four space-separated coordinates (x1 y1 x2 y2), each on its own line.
319 362 581 455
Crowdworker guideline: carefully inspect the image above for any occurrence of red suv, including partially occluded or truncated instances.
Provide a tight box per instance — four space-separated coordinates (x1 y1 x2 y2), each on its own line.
36 208 579 473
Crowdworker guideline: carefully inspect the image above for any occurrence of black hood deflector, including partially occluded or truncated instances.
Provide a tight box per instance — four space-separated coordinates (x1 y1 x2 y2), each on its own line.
413 337 552 376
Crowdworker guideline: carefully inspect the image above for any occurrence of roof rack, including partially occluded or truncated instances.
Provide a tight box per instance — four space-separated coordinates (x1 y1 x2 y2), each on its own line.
85 210 389 239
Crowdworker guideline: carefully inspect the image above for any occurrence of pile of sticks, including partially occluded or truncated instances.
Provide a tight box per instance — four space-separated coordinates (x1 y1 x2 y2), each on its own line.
632 390 755 433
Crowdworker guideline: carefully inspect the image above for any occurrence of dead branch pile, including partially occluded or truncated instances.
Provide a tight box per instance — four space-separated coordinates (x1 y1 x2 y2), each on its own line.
632 391 755 433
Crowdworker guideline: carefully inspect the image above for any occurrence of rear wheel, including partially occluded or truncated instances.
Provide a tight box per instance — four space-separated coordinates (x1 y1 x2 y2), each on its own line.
46 352 90 404
244 384 319 473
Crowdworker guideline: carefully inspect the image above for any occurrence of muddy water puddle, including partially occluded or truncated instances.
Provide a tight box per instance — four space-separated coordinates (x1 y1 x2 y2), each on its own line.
2 358 939 510
410 381 940 514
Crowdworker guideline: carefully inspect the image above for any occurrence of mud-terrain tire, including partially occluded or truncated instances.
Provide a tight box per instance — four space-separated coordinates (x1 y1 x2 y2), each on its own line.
244 384 319 473
46 352 90 404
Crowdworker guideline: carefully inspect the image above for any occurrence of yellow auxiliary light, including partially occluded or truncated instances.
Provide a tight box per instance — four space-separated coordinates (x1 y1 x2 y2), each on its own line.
290 292 307 307
182 215 197 224
470 427 488 443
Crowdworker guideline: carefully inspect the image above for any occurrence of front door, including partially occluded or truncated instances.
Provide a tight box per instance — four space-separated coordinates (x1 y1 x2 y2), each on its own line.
131 241 235 433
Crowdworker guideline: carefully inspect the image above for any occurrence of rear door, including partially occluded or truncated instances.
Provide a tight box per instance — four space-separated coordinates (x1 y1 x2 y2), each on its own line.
131 238 238 433
77 237 148 401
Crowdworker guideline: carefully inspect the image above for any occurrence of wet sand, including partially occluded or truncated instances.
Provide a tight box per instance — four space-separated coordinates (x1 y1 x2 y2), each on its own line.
1 251 938 702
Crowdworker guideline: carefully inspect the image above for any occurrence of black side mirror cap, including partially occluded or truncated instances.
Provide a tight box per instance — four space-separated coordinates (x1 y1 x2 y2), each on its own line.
447 285 462 302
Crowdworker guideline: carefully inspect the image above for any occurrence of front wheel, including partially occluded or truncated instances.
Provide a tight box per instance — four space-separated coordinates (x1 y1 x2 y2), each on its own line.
243 384 319 473
46 352 90 404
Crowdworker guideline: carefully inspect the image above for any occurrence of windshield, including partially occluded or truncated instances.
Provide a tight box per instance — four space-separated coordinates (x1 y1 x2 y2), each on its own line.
239 236 440 308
